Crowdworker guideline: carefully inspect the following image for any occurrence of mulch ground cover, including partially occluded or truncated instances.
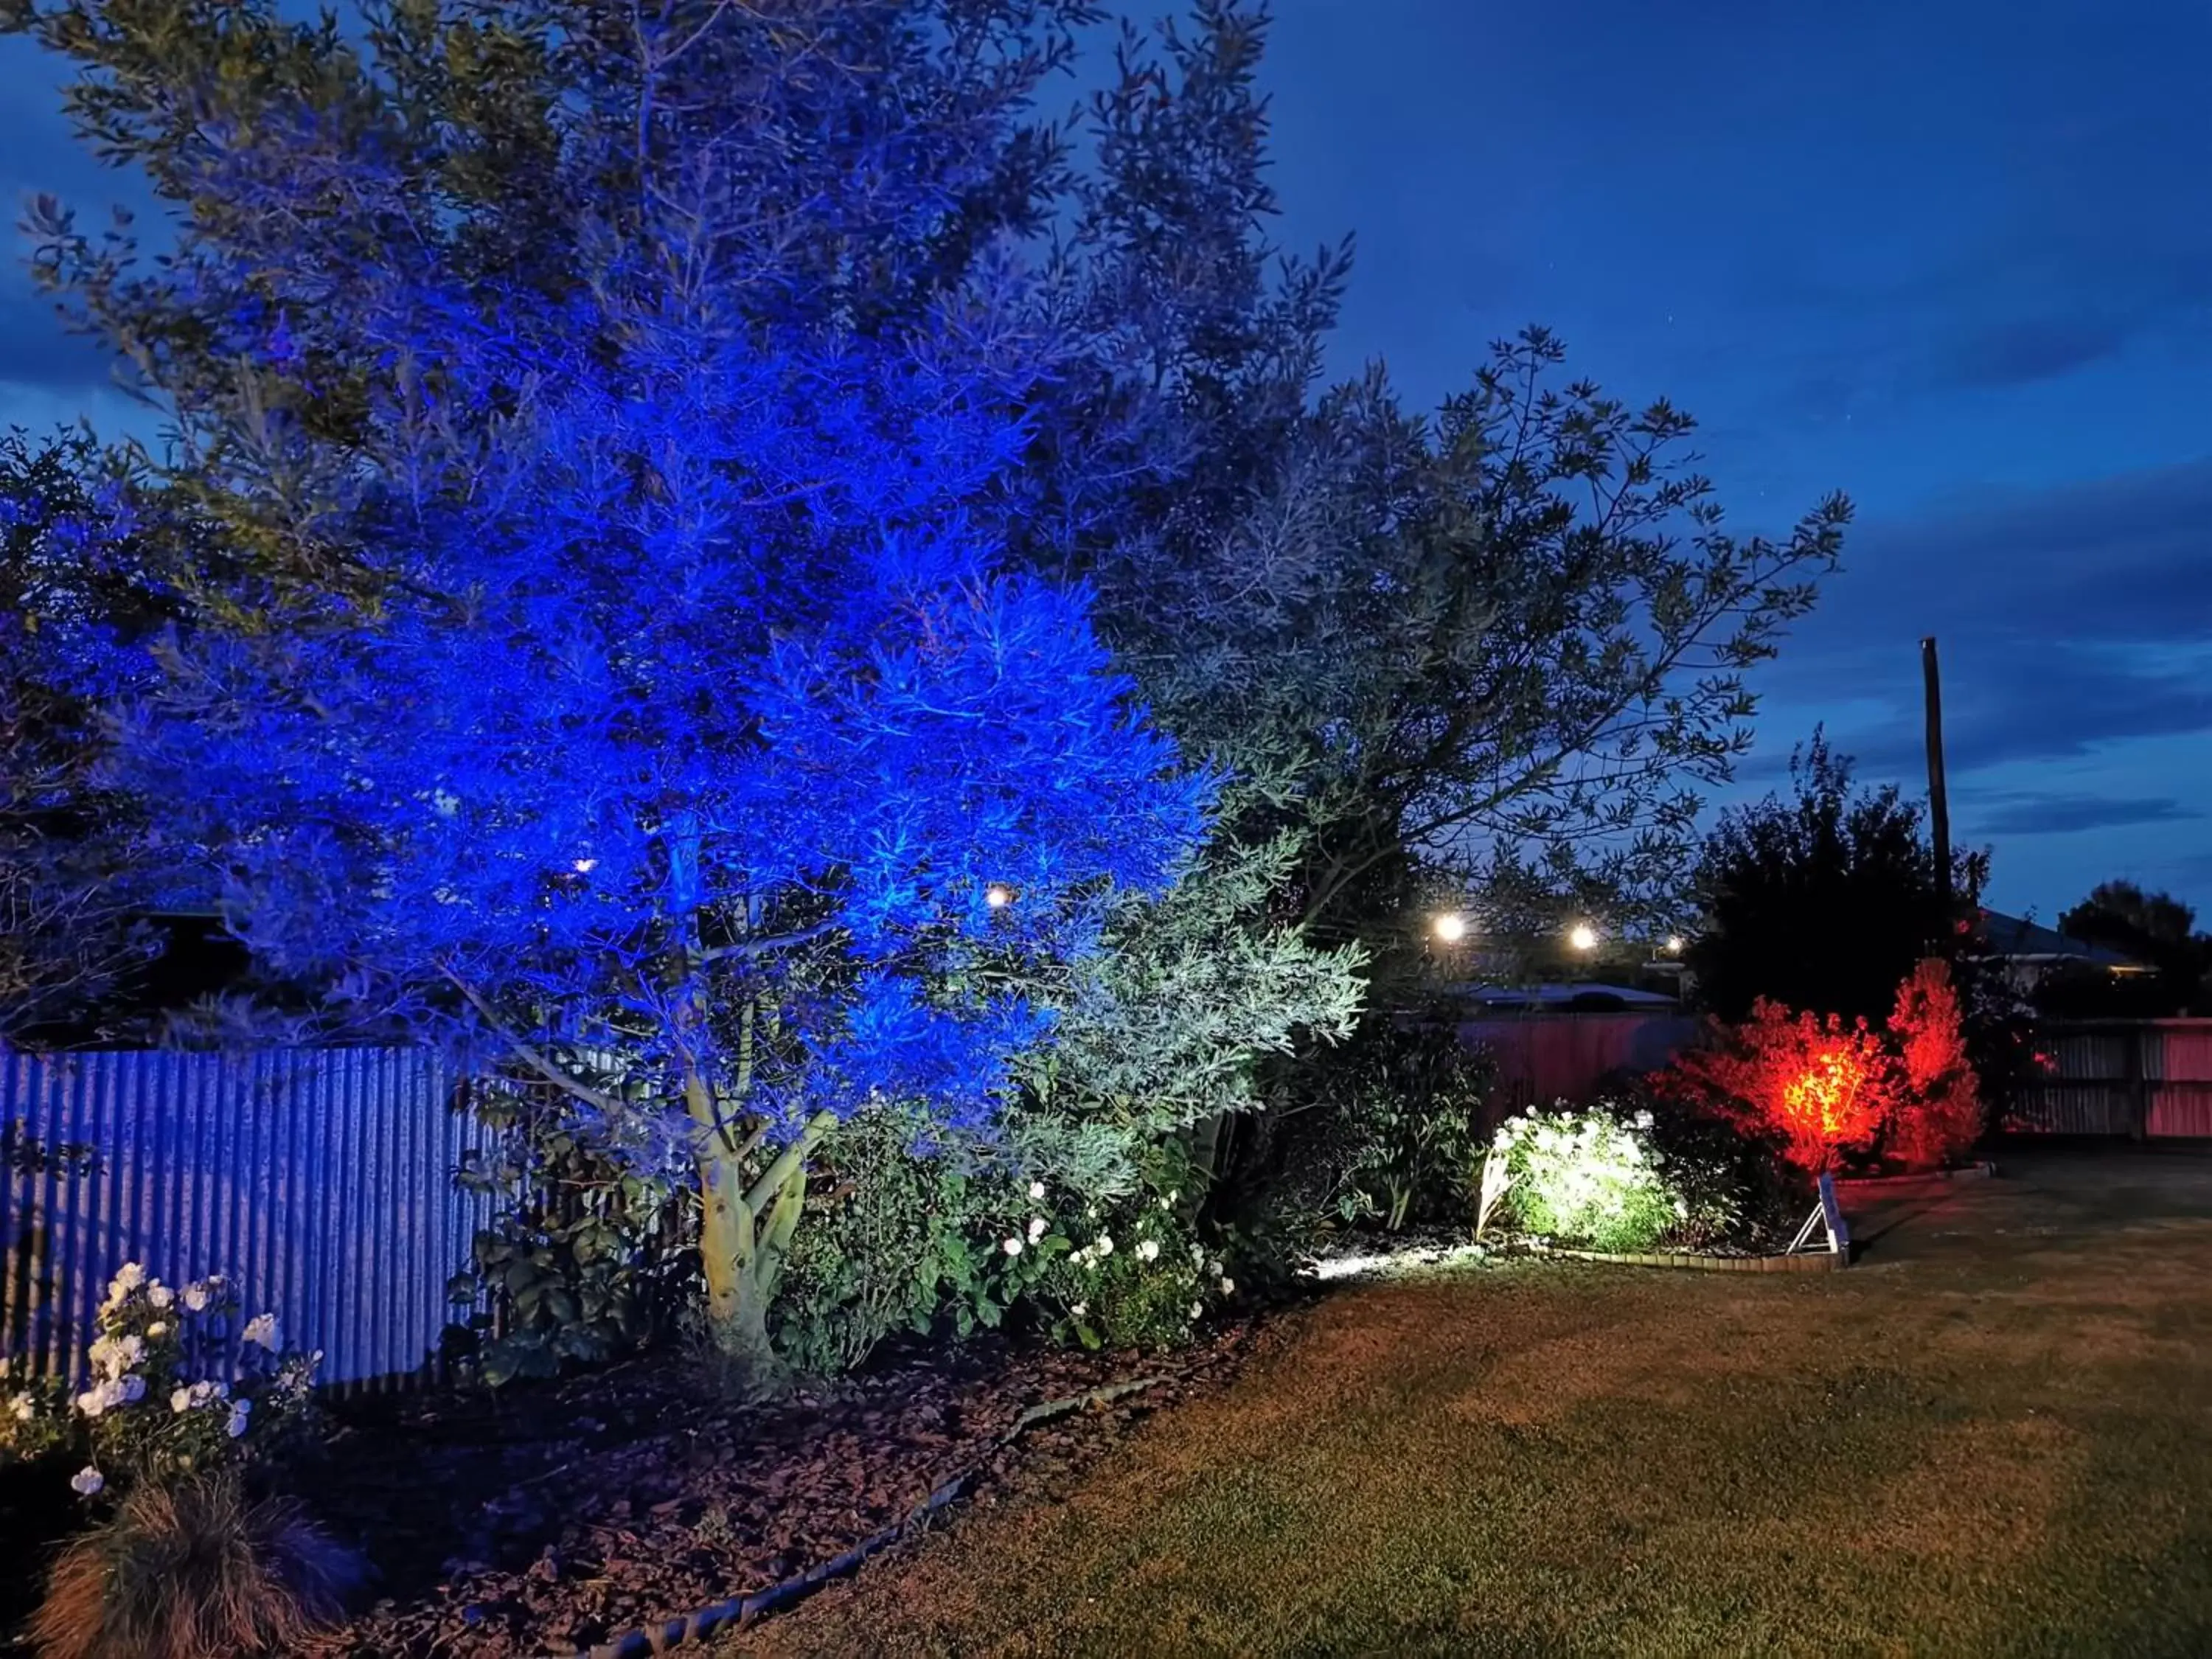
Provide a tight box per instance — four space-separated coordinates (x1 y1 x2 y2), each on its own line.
288 1324 1256 1657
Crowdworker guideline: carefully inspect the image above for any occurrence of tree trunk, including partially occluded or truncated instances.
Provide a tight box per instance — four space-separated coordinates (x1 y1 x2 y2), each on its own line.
697 1138 782 1388
692 1107 835 1396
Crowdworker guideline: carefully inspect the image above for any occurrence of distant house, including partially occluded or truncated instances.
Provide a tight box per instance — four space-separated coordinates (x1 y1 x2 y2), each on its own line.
1453 981 1682 1014
1974 908 2151 993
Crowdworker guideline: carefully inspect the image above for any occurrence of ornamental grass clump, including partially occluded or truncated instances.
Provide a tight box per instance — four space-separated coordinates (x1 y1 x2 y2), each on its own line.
32 1474 363 1659
1486 1106 1680 1252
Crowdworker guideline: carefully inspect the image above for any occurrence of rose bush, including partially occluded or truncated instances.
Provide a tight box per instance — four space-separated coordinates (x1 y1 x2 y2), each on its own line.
1 1264 319 1503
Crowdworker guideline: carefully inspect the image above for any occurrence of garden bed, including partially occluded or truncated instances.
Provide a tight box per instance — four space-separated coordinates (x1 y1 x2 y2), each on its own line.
0 1330 1253 1658
283 1331 1252 1657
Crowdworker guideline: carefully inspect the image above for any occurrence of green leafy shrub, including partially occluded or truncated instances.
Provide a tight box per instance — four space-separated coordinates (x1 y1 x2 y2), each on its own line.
1326 1021 1495 1231
776 1114 1238 1368
448 1083 697 1387
1632 1091 1804 1249
771 1105 1029 1376
1031 1140 1231 1352
32 1472 362 1659
1 1265 318 1500
1487 1105 1680 1252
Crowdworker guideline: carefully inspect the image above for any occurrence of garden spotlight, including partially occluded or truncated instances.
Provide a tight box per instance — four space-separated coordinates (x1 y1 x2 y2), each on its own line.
1569 922 1599 952
1432 912 1469 943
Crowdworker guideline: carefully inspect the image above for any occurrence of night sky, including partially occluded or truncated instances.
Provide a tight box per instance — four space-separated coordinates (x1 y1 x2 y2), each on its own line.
3 1 2208 917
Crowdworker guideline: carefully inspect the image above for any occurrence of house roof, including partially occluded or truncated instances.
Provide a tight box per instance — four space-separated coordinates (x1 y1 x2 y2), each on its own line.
1975 908 2146 970
1450 981 1682 1012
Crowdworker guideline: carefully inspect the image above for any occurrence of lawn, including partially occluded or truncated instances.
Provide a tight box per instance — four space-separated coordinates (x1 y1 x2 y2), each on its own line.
725 1147 2212 1658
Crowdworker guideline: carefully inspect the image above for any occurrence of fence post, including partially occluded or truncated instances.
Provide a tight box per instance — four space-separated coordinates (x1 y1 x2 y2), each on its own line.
2126 1027 2149 1141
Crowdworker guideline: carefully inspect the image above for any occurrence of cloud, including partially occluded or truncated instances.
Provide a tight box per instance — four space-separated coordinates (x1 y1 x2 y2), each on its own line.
1964 793 2202 838
1759 457 2212 772
1935 315 2132 391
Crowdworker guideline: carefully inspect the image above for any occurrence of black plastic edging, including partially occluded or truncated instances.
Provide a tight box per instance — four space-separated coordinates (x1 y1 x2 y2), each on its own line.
566 1373 1175 1659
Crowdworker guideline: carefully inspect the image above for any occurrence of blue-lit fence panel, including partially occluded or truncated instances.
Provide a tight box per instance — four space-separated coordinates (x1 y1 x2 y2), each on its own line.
1 1048 494 1393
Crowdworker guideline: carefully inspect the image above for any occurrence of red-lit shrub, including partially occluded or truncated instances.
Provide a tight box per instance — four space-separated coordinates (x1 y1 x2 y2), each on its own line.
1663 999 1896 1173
1662 959 1988 1175
1886 959 1982 1170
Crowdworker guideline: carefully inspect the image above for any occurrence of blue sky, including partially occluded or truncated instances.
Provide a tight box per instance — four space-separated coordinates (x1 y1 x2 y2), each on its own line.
4 1 2209 917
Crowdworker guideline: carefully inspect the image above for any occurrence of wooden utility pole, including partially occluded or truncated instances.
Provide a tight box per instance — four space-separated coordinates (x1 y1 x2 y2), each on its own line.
1921 636 1952 919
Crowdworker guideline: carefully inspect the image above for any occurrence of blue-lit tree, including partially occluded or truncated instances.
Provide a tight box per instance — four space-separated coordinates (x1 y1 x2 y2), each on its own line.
12 0 1208 1374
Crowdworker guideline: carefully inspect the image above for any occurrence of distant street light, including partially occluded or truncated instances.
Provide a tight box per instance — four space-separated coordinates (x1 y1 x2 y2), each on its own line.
984 883 1013 910
1433 912 1469 944
1568 922 1599 953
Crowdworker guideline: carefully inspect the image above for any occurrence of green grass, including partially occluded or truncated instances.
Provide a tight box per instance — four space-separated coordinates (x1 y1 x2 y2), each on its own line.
728 1148 2212 1658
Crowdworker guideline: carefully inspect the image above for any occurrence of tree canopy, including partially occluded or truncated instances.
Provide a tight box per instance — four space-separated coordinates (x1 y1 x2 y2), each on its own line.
1686 733 1978 1025
5 0 1215 1374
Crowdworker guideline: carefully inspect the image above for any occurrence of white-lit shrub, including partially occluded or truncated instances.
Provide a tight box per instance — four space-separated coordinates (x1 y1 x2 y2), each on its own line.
1487 1105 1681 1252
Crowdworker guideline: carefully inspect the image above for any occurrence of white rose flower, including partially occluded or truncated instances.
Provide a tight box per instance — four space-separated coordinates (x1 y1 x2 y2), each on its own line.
225 1405 250 1439
112 1262 145 1294
70 1466 104 1497
1028 1180 1046 1200
9 1394 34 1422
242 1313 282 1351
1136 1239 1161 1262
181 1283 211 1313
1095 1234 1113 1256
1069 1302 1088 1318
1027 1217 1047 1243
149 1284 175 1309
1220 1278 1237 1296
1001 1237 1023 1257
1189 1302 1204 1319
74 1388 106 1419
171 1387 195 1413
147 1322 169 1338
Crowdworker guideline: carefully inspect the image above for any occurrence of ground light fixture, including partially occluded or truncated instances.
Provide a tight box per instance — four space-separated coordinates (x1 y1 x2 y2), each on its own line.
1432 912 1469 943
1664 935 1683 954
1569 922 1599 953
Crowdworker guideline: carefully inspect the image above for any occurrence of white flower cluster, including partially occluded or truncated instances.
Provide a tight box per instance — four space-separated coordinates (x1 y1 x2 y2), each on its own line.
73 1374 146 1418
170 1378 229 1413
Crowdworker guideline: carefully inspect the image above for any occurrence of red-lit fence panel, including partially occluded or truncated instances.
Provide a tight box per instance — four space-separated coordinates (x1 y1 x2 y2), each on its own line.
2010 1020 2212 1139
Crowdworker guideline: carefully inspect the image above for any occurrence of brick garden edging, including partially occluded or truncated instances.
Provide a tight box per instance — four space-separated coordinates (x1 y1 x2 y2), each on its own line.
1528 1243 1847 1273
565 1372 1176 1659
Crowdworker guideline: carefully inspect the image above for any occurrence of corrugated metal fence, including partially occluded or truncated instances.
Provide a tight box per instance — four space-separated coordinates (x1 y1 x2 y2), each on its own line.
1459 1012 1703 1125
2008 1020 2212 1138
1 1047 496 1393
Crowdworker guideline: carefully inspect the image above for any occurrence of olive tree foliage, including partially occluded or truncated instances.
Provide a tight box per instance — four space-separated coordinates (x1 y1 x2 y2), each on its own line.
6 0 1216 1380
1020 7 1853 998
0 431 164 1040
